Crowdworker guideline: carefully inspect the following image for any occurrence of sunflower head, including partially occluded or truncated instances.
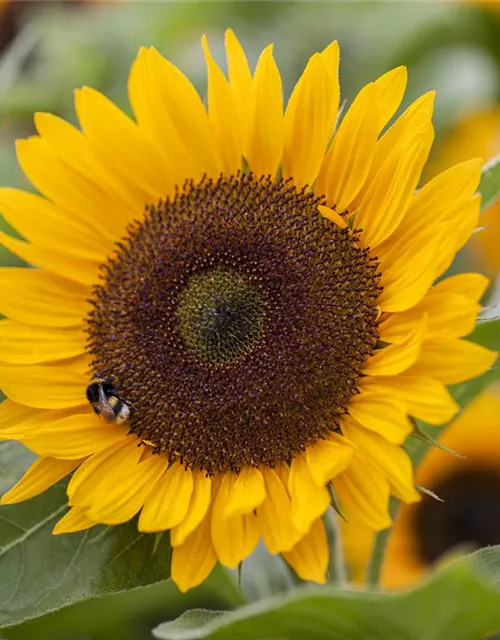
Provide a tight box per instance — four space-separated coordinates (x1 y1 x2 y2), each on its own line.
86 172 381 474
0 30 496 593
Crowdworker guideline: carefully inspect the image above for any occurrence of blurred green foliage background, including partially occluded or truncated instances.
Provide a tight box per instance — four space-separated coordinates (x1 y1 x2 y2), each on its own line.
0 1 499 638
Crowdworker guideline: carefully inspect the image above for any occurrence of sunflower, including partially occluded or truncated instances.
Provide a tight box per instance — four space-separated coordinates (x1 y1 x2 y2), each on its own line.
427 107 500 276
345 389 500 588
0 31 496 593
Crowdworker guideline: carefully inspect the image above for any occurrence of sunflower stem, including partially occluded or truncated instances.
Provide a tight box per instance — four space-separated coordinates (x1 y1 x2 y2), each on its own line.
365 498 398 588
326 508 348 586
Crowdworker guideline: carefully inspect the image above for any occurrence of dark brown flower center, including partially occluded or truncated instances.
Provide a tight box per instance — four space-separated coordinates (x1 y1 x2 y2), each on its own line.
86 173 381 473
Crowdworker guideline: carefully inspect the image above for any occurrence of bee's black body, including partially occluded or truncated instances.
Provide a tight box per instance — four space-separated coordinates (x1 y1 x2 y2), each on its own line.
86 379 132 424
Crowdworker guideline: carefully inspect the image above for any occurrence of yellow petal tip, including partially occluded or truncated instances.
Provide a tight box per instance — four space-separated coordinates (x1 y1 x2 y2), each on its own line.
318 205 348 228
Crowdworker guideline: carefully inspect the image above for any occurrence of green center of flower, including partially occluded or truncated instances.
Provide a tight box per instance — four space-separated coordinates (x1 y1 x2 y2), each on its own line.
86 173 381 474
176 268 266 364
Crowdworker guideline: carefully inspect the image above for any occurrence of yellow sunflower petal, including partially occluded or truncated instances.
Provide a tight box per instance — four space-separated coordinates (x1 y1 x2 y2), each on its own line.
224 466 266 518
171 470 212 547
377 225 443 312
0 404 86 440
16 136 133 235
139 461 193 532
210 473 260 568
80 449 166 525
128 48 198 186
75 86 173 201
0 268 88 328
283 51 338 188
342 418 419 503
363 317 426 376
68 437 140 503
0 187 112 259
373 91 435 169
430 156 483 204
282 517 328 584
0 359 89 409
202 35 242 175
408 338 498 385
320 39 340 81
53 507 98 535
171 510 217 593
0 400 45 437
354 123 434 248
431 272 489 302
128 47 157 133
0 232 100 287
348 393 412 444
257 467 301 554
22 413 128 459
224 29 254 158
147 47 222 177
334 455 391 530
318 204 348 228
0 321 86 365
395 158 483 240
288 453 331 535
434 194 481 279
378 293 481 344
348 91 435 211
1 456 81 505
360 375 459 425
246 44 283 177
316 82 379 211
33 111 145 219
374 66 407 129
305 437 353 486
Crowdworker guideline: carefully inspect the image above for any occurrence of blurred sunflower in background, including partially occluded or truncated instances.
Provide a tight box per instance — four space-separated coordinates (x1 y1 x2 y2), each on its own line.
382 387 500 588
343 388 500 587
0 30 496 593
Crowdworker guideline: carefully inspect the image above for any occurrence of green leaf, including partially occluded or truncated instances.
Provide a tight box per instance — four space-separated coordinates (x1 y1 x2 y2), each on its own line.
0 442 175 628
156 610 224 638
479 155 500 213
5 566 243 640
471 545 500 584
153 556 500 640
0 442 244 630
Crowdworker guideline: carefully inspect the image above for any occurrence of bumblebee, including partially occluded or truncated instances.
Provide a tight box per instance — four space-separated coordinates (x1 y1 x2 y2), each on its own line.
86 379 132 424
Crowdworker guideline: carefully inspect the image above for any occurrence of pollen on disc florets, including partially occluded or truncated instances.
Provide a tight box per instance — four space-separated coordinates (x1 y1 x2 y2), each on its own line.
86 173 382 474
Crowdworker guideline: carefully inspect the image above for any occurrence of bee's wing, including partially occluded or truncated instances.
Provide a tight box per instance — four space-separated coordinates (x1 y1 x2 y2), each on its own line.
97 386 116 422
98 404 117 422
